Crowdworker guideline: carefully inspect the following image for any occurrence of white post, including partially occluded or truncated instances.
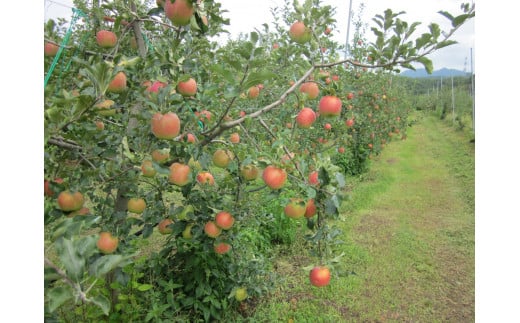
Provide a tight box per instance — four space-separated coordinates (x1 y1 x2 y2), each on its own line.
344 0 354 59
471 48 475 132
451 75 455 125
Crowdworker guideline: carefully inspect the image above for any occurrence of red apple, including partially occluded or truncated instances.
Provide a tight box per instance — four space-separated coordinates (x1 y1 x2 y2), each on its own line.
289 21 311 44
169 162 191 186
204 221 222 238
262 165 287 189
304 199 316 218
247 86 260 99
158 219 174 234
309 266 331 287
107 72 127 93
96 30 117 48
44 42 59 56
196 171 215 185
176 78 197 97
284 198 307 219
215 211 234 230
296 107 316 128
97 232 118 254
299 82 319 100
318 95 342 117
214 242 232 254
57 191 84 212
151 112 181 139
164 0 194 26
127 197 146 214
308 171 319 186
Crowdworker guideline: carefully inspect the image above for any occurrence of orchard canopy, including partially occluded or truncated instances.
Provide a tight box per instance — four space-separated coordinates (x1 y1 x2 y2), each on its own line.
44 0 474 321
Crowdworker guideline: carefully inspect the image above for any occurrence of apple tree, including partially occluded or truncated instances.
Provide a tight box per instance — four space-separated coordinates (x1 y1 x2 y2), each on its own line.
44 0 474 321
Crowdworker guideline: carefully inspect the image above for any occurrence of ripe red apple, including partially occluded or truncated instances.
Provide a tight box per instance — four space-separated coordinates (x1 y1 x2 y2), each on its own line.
164 0 194 26
141 160 157 178
96 30 117 48
147 81 167 93
196 171 215 185
176 78 197 97
308 171 319 186
214 242 232 254
262 165 287 189
309 266 331 287
345 119 355 127
169 162 191 186
299 82 319 100
204 221 222 238
318 95 342 117
338 147 345 153
273 43 279 49
57 191 84 212
284 198 307 219
304 199 316 218
296 107 316 128
107 71 127 93
289 21 311 44
324 27 332 35
97 232 118 254
44 42 59 56
324 123 332 130
247 86 260 99
195 110 212 123
212 149 233 168
151 112 181 139
240 164 259 181
158 219 173 234
215 211 234 230
151 149 170 163
127 198 146 214
347 92 354 100
230 132 240 144
184 133 197 143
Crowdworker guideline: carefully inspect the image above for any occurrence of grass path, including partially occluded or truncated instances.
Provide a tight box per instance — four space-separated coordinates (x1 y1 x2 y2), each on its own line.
249 113 475 322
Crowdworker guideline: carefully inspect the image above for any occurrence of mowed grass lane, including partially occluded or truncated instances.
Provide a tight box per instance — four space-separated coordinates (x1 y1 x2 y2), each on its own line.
248 113 475 323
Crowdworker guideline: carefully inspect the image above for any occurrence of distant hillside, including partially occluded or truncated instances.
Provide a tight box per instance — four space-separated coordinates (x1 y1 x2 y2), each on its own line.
400 68 470 78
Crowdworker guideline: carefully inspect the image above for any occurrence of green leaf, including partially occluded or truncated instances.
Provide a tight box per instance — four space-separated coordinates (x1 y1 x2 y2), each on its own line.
429 23 440 39
243 70 276 89
47 286 73 313
415 33 432 49
435 40 458 50
405 22 421 40
335 172 346 188
91 294 111 316
438 10 454 22
137 284 154 292
122 136 136 161
74 235 98 258
56 238 85 282
90 255 124 277
417 56 434 74
452 14 469 27
250 31 258 44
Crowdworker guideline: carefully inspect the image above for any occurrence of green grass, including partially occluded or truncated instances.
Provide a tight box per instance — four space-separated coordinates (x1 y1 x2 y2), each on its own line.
244 112 475 322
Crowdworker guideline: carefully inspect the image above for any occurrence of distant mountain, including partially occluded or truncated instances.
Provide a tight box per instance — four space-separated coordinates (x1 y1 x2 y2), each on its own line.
399 68 470 78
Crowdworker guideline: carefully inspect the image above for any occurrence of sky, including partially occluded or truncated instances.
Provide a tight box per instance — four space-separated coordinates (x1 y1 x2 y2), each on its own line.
43 0 475 72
